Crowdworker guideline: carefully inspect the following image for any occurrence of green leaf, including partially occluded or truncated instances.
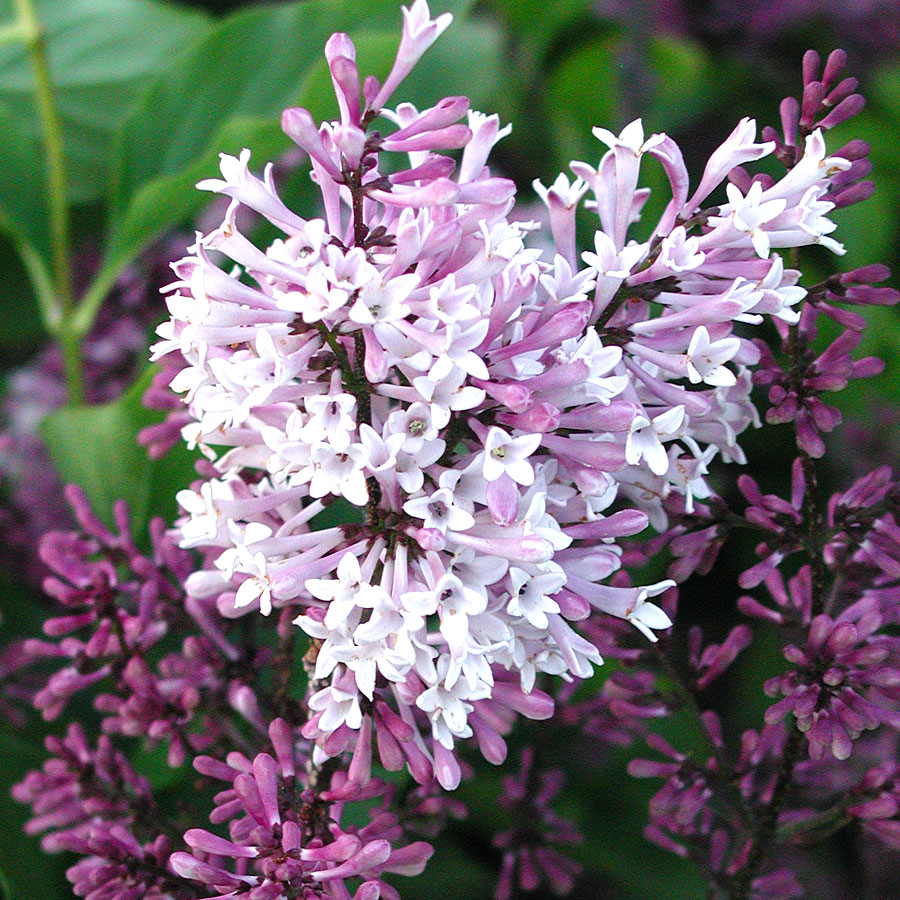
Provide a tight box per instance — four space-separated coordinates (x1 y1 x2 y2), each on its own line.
400 16 504 110
109 0 399 218
0 0 210 206
40 366 198 533
96 113 292 313
545 33 622 169
545 33 722 173
488 0 590 34
871 59 900 121
641 36 723 134
0 105 49 260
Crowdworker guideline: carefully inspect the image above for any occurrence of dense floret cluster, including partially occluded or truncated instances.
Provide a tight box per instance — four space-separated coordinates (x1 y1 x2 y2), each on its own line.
156 0 856 789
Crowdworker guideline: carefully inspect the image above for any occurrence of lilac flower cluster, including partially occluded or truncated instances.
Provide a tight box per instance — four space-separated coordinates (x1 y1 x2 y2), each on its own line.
572 51 900 899
12 723 193 900
13 716 435 900
171 718 433 900
19 484 263 767
157 0 860 798
493 748 583 899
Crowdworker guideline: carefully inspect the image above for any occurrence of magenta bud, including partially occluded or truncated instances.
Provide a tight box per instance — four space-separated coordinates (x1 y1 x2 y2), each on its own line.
184 829 259 858
170 853 240 885
433 741 461 790
486 474 519 526
414 527 445 551
491 682 555 719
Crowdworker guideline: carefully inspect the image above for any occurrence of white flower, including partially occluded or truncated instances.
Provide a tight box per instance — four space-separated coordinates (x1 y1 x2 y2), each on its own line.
581 230 647 278
412 369 486 428
685 326 740 386
539 254 597 304
626 406 686 476
395 441 444 493
658 226 705 272
307 684 363 732
329 610 416 699
214 521 272 579
304 443 369 506
427 319 491 382
302 392 357 452
424 276 481 323
306 552 388 630
403 488 475 534
627 581 675 642
506 568 565 629
482 427 542 486
349 273 419 324
279 267 349 323
217 524 275 616
176 479 233 547
415 658 476 749
403 573 487 657
721 181 787 258
532 173 589 209
666 442 716 515
592 119 665 157
385 401 440 453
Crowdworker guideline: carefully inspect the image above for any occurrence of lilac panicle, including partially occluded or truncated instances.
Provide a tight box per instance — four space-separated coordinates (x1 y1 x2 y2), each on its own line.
171 718 433 900
154 0 867 798
763 601 900 760
493 748 583 899
12 723 193 900
20 484 267 767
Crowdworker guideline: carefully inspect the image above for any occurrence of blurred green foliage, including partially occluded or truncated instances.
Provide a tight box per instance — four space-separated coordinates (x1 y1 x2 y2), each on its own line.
0 0 898 898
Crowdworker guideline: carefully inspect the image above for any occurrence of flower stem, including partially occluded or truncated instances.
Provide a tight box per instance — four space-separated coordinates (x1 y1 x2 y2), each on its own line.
728 294 826 899
655 648 755 832
727 725 804 900
59 328 85 406
12 0 84 404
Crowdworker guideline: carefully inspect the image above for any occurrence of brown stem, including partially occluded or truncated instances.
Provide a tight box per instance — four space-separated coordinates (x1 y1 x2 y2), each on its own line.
784 322 828 616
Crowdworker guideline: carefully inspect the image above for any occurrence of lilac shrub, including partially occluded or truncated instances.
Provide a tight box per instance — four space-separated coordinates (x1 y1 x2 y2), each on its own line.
8 4 900 899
